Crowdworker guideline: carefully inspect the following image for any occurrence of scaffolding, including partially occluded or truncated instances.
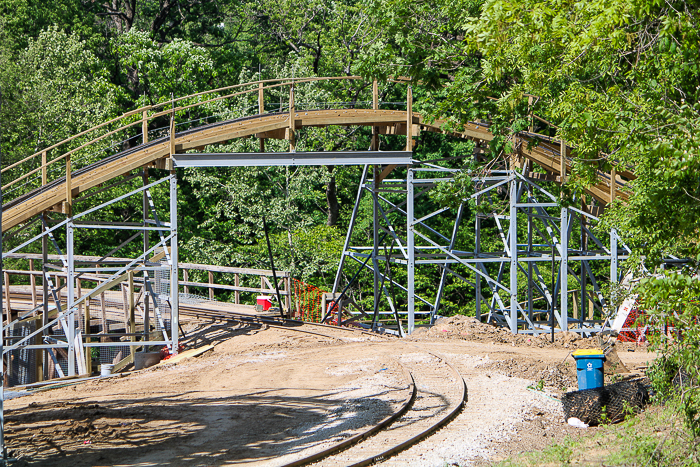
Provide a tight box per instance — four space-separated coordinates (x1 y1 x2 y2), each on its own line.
333 151 628 336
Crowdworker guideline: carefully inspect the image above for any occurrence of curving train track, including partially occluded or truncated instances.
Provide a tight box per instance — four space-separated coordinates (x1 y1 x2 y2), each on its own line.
188 311 467 467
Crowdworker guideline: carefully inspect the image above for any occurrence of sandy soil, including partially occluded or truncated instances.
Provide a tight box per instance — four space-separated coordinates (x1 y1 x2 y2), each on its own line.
2 317 656 467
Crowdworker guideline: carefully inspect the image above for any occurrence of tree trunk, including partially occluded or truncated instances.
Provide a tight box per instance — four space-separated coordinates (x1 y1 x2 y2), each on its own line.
326 165 339 226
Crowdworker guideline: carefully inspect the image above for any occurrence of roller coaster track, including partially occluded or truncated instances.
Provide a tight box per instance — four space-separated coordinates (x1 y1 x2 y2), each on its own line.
1 76 632 233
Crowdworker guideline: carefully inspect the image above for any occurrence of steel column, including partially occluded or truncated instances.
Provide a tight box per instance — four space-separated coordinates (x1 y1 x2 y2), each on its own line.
407 168 415 334
475 195 482 320
611 228 618 284
66 220 76 376
372 167 380 325
560 207 569 331
169 172 179 354
509 174 518 333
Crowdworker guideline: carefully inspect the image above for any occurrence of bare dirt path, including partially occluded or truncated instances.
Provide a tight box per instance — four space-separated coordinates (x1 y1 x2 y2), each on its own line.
3 318 656 467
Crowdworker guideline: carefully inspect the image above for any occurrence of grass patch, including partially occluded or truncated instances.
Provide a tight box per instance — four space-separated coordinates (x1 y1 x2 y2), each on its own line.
496 405 700 466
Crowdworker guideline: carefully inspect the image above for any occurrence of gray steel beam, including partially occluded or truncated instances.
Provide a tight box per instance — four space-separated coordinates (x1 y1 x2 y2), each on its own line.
509 175 518 333
66 220 76 376
407 168 416 334
170 172 179 354
172 151 412 167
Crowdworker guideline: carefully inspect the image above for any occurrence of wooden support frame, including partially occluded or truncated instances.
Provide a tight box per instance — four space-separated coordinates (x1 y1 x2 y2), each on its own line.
288 84 296 151
142 110 149 145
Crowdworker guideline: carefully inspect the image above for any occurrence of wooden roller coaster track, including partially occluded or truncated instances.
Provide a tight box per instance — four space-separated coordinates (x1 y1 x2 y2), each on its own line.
1 76 632 233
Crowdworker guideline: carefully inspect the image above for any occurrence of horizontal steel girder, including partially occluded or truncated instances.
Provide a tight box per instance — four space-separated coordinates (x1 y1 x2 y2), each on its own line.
172 151 413 167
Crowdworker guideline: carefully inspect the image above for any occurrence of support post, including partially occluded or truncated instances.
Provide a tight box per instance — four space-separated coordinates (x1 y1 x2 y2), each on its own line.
581 197 588 326
259 82 265 152
372 79 379 151
169 111 175 157
142 110 149 145
560 207 569 331
610 167 618 305
65 155 72 216
611 229 618 286
41 213 48 381
405 86 413 152
169 173 179 354
41 151 47 186
560 139 567 183
527 183 533 321
288 84 295 152
208 271 214 300
2 273 7 324
85 301 91 375
509 174 518 333
142 169 150 347
475 194 482 321
29 259 36 308
234 274 240 304
67 220 76 376
128 270 135 357
372 166 380 328
0 86 5 461
407 167 415 334
610 167 617 203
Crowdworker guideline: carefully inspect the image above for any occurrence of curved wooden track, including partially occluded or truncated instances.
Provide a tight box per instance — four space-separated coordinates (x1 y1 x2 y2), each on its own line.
1 77 632 233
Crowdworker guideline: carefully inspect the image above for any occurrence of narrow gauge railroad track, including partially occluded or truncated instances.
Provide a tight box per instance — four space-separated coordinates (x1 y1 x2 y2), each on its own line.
286 350 466 467
5 294 467 466
182 304 467 467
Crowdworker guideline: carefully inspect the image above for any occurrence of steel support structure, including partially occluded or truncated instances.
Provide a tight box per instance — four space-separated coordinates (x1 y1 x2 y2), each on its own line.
1 173 180 378
334 158 629 336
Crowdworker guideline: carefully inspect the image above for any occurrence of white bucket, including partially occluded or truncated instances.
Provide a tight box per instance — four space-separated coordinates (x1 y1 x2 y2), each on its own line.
100 364 114 377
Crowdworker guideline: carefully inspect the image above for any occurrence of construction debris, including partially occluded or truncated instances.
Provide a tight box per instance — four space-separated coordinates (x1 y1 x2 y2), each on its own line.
562 379 650 426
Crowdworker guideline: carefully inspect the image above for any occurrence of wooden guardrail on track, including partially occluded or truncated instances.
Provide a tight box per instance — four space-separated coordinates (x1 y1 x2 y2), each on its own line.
2 76 632 233
1 253 291 321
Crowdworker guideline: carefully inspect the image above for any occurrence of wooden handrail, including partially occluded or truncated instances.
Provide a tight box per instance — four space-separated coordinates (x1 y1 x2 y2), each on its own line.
2 76 370 197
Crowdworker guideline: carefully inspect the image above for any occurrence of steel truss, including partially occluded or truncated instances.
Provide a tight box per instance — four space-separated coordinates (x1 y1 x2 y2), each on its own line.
334 158 630 336
1 170 180 379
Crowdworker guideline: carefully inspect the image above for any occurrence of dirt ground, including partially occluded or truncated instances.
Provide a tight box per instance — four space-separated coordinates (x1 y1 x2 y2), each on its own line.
2 316 656 467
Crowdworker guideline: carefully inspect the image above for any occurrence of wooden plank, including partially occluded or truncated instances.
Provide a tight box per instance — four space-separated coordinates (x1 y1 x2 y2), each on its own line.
254 128 286 140
560 139 567 184
4 271 11 322
142 111 149 144
65 155 72 216
258 82 264 114
234 273 240 304
156 344 214 366
289 84 296 152
178 262 289 276
373 79 379 111
29 259 37 308
610 167 617 202
208 271 214 300
41 151 47 186
377 165 397 185
174 281 290 294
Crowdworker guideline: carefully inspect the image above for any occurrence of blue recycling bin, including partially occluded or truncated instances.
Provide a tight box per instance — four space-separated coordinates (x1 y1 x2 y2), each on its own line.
572 349 605 390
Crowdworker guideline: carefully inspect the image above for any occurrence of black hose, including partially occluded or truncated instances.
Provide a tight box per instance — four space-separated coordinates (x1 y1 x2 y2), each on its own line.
262 216 285 319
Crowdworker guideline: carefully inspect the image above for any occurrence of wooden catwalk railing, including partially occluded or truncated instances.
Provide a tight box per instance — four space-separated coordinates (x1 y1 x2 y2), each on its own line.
1 76 632 233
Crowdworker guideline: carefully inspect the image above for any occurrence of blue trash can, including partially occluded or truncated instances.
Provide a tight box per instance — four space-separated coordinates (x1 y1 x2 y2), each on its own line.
572 349 605 390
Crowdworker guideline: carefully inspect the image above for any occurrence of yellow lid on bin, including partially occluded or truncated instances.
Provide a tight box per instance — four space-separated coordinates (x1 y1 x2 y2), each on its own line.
572 348 604 357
